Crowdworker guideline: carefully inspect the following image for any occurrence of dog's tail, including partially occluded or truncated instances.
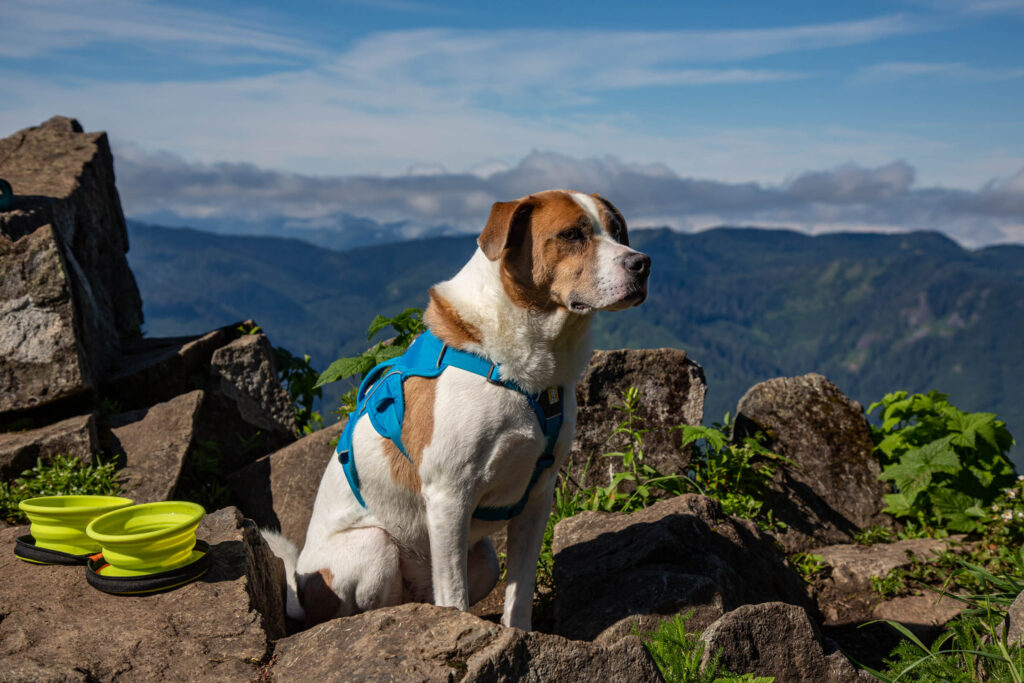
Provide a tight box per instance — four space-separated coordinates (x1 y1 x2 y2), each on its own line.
260 529 304 622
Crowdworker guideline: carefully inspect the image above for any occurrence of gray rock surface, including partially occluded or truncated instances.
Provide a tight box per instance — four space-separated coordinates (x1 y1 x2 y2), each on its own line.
734 373 889 551
872 594 964 628
103 325 233 411
0 507 285 681
570 348 706 491
0 116 142 412
1007 590 1024 645
229 419 344 545
0 412 99 481
270 602 662 682
700 602 870 683
551 494 812 642
109 390 205 503
0 224 93 412
197 332 296 471
814 537 965 596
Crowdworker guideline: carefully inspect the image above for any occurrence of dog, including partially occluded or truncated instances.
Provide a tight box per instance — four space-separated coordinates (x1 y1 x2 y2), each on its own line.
263 189 650 631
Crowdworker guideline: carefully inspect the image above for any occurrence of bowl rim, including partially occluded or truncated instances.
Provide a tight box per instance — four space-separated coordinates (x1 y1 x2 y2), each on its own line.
18 495 134 514
86 501 206 543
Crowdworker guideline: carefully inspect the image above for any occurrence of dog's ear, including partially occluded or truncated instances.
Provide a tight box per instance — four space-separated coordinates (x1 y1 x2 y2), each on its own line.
478 199 534 261
591 193 629 246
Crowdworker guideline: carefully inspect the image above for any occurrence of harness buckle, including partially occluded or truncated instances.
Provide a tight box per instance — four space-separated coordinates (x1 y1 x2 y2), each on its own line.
436 343 449 368
486 364 503 385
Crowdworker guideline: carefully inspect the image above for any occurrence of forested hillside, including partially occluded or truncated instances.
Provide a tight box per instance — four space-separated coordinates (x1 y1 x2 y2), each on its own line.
127 222 1024 460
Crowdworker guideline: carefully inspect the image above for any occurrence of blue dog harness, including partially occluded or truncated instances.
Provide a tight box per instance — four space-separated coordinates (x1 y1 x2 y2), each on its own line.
335 330 564 521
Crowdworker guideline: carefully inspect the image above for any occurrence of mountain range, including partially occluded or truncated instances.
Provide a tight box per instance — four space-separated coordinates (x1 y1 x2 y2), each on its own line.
126 221 1024 464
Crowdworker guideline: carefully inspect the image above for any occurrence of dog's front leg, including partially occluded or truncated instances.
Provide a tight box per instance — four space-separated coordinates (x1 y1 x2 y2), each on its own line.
501 482 555 631
423 483 473 610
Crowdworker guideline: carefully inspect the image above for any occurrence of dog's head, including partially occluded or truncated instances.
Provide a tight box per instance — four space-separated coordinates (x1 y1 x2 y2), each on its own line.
478 190 650 314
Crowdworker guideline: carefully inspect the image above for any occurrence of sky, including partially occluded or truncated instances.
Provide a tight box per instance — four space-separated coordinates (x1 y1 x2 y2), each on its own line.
1 0 1023 246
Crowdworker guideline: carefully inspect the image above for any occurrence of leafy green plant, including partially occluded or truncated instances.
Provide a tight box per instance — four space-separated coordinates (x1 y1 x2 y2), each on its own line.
790 552 831 583
678 414 791 532
639 611 775 683
0 454 124 523
855 525 897 545
315 308 426 390
275 346 324 435
868 391 1016 534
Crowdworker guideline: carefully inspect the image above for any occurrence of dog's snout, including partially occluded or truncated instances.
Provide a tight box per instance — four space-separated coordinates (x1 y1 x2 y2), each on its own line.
621 251 651 275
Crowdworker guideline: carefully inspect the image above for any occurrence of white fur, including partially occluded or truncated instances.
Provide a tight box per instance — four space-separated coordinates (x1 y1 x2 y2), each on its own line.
268 190 645 632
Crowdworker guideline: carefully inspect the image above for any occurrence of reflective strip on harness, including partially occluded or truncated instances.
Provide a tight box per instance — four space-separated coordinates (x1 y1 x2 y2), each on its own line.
335 330 564 522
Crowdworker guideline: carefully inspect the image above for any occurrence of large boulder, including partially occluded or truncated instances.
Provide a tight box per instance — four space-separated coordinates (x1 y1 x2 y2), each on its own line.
570 348 706 491
0 507 285 681
700 602 870 682
109 390 205 503
102 325 234 411
551 494 812 642
734 374 889 551
229 420 344 545
269 602 662 682
196 332 297 471
1007 590 1024 645
0 412 99 481
0 116 142 412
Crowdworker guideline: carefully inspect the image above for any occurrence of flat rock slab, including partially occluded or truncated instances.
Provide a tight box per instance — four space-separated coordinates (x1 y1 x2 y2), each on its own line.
0 412 98 481
103 325 233 411
1007 590 1024 645
700 602 870 683
229 420 344 545
813 536 966 595
270 603 662 682
0 507 285 682
735 373 890 551
570 348 706 492
552 494 811 642
109 390 204 503
872 594 965 629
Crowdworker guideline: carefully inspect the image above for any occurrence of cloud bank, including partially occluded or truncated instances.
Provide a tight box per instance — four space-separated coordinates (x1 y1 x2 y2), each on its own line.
116 147 1024 248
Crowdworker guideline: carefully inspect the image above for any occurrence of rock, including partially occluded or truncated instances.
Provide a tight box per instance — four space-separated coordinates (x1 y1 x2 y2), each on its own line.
0 507 285 681
700 602 870 683
0 116 142 412
269 602 662 682
102 325 234 411
0 412 99 481
872 594 965 629
1007 590 1024 644
229 420 344 545
109 390 204 503
551 494 812 642
0 224 95 412
814 537 965 597
197 332 297 472
734 374 889 551
570 348 706 491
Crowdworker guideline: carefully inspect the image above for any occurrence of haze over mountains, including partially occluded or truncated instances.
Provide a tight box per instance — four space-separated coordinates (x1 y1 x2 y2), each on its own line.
127 221 1024 464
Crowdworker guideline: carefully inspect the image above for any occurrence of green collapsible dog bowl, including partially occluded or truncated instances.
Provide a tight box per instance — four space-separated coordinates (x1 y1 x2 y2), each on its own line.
86 501 206 577
18 495 135 556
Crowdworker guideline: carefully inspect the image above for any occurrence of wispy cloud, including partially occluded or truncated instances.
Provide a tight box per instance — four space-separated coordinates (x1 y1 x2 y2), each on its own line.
853 61 1024 83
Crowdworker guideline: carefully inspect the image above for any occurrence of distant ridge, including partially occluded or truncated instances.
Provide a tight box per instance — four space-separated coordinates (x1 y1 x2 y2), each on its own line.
126 221 1024 463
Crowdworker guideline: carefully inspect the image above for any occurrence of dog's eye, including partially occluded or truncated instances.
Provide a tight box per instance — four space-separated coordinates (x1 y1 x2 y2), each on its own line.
559 227 585 242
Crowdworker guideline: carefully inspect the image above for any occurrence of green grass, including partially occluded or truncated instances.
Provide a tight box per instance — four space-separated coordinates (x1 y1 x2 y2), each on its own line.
0 454 124 524
638 612 775 683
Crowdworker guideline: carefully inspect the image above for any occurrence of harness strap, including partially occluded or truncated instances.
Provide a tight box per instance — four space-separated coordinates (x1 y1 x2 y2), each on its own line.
335 330 564 522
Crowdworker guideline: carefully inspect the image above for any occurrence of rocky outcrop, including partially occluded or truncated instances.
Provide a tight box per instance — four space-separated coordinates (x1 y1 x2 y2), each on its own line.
1007 590 1024 645
109 390 205 503
0 507 285 681
734 373 889 551
229 420 344 544
551 494 812 642
270 602 662 682
0 412 99 480
197 332 297 472
570 348 706 491
0 117 142 412
700 602 870 682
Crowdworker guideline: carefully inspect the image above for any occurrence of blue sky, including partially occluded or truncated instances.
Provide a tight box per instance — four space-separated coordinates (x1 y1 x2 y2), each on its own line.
2 0 1023 245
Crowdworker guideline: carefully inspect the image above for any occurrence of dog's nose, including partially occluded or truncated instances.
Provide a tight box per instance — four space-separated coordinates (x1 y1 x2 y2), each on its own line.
621 251 650 275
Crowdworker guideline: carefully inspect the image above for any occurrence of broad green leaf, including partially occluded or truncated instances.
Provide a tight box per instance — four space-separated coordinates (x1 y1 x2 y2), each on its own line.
929 488 981 532
314 354 376 388
882 491 918 516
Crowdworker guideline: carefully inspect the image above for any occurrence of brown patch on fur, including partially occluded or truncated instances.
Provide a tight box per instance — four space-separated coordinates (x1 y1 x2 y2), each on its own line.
300 567 341 627
380 375 436 492
424 288 482 348
496 190 601 312
592 193 629 245
478 199 535 260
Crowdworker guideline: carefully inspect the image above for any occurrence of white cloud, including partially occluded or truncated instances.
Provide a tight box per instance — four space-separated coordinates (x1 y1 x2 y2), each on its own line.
853 61 1024 83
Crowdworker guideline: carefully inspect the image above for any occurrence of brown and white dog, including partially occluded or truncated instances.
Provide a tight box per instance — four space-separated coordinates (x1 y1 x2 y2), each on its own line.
264 190 650 631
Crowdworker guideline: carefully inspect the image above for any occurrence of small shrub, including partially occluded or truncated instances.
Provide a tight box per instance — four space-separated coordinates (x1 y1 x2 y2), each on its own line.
855 525 896 545
275 346 323 435
789 552 831 583
175 439 232 511
0 454 124 523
